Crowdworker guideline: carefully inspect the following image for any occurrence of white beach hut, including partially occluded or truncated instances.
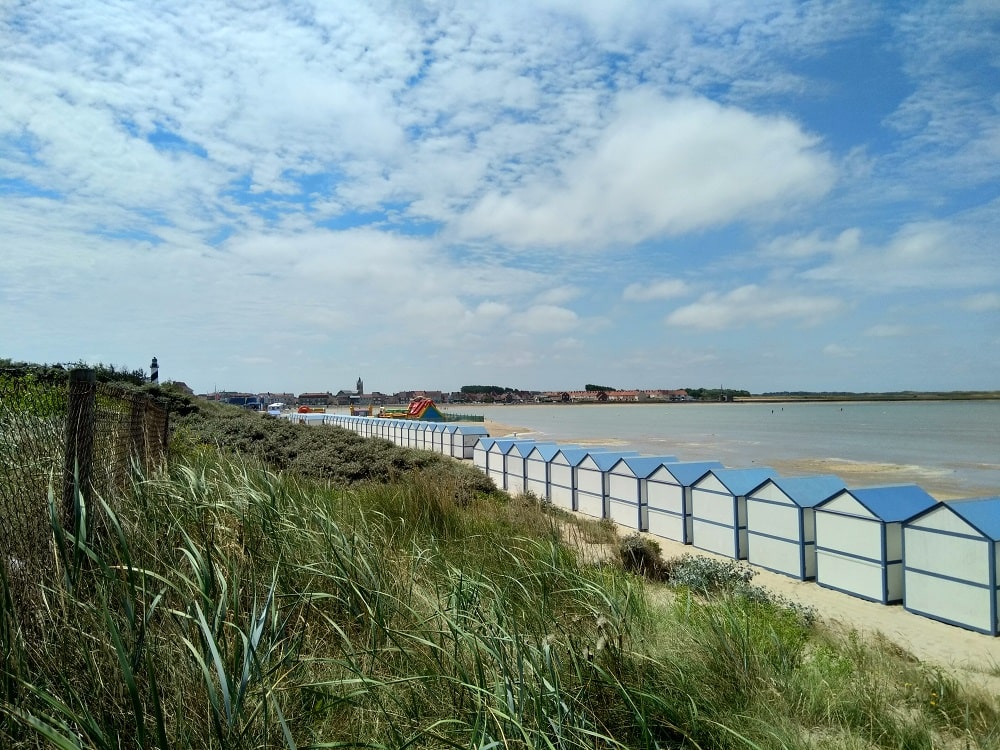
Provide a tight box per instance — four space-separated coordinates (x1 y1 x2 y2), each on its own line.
574 451 641 519
399 421 417 448
644 461 724 544
438 424 457 455
430 423 449 454
473 437 496 475
453 425 490 459
524 444 581 501
505 442 556 496
488 439 536 490
388 419 403 445
690 468 778 559
549 448 602 512
606 456 680 531
814 484 937 604
418 422 438 451
903 496 1000 635
746 475 846 580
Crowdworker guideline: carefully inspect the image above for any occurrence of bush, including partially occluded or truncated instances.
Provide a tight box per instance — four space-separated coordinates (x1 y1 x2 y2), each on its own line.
664 554 818 626
618 533 667 579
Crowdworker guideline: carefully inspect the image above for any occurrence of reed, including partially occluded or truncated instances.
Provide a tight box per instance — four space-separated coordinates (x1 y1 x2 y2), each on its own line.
1 443 998 749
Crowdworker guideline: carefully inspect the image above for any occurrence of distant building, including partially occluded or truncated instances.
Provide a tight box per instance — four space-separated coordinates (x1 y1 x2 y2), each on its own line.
298 392 332 406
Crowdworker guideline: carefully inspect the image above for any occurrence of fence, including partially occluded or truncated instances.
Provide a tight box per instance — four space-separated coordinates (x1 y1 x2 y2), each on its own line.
0 368 169 606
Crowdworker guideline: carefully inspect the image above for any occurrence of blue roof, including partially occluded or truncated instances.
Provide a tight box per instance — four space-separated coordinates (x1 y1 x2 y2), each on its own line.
456 425 489 435
761 475 846 508
511 441 557 458
475 437 497 451
554 447 629 467
941 497 1000 540
705 468 779 496
840 484 938 522
586 451 641 471
490 438 536 454
529 444 581 461
616 455 680 478
654 461 725 486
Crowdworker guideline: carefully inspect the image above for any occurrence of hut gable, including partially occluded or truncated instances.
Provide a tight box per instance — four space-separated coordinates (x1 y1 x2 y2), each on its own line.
756 476 846 508
820 492 877 519
831 485 937 523
616 456 679 479
652 461 724 486
529 444 578 462
943 497 1000 540
908 503 981 536
703 468 778 497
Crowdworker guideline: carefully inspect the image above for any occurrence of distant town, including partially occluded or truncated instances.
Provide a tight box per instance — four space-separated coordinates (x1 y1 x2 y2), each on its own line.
194 379 720 410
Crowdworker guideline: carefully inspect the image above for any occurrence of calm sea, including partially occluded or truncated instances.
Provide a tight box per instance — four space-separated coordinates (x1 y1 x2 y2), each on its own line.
460 401 1000 497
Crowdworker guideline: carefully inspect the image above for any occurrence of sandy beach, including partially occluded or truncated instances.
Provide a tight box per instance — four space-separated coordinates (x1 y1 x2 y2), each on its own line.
481 418 1000 684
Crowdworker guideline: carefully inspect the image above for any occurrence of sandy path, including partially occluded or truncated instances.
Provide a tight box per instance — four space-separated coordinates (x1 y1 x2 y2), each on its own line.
479 418 1000 685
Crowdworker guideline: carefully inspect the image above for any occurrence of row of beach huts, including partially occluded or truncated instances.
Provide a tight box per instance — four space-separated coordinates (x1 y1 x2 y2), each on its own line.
286 413 1000 637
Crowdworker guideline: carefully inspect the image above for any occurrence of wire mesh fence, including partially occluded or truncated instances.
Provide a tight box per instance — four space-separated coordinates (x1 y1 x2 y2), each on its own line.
0 368 168 607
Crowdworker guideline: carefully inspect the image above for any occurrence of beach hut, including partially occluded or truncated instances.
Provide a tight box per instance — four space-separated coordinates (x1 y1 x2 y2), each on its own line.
644 461 724 544
405 420 420 447
524 444 580 500
430 423 449 454
439 424 459 456
606 456 680 531
418 421 438 451
690 468 778 559
452 425 490 459
549 447 604 512
573 450 641 519
746 475 846 580
814 484 937 604
488 439 536 490
505 442 557 496
389 419 404 445
903 496 1000 635
473 437 496 475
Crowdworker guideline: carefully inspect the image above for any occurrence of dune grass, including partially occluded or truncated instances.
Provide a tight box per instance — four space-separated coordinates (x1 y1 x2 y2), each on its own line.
2 424 999 748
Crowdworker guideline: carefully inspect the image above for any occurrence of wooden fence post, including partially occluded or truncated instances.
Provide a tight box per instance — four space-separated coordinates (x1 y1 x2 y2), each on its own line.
63 368 97 531
129 394 146 469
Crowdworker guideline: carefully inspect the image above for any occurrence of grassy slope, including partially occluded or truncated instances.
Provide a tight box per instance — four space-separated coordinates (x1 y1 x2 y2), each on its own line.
1 398 998 749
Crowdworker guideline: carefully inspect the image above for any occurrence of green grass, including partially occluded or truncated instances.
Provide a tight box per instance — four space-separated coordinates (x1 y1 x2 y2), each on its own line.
2 408 998 749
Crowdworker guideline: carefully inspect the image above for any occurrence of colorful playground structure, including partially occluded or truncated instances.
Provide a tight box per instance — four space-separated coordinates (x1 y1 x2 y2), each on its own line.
377 398 484 422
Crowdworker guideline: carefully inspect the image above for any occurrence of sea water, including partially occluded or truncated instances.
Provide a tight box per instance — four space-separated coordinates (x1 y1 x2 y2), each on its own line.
463 401 1000 496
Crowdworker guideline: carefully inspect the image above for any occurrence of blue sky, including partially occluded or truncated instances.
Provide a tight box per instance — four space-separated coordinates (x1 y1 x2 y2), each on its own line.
1 1 997 395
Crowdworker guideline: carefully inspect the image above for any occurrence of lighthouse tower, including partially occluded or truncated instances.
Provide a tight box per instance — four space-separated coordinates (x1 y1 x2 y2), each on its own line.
150 357 159 384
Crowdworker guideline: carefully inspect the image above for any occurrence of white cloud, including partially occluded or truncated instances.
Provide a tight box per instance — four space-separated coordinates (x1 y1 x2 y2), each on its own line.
823 343 857 358
510 305 580 333
961 293 1000 312
623 278 689 301
665 284 842 330
761 228 862 260
802 220 997 291
864 324 912 338
535 285 582 305
458 91 836 249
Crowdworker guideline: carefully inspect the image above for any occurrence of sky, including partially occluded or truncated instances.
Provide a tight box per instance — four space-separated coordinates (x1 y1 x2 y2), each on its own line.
2 1 998 396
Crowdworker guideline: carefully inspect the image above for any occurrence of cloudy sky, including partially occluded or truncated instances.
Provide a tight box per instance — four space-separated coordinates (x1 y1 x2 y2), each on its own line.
2 1 998 395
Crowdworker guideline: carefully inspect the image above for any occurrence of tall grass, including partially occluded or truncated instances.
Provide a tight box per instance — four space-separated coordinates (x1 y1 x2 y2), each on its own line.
2 447 998 749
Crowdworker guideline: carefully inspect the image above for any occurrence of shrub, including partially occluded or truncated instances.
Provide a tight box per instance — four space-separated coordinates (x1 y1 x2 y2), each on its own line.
618 533 667 579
